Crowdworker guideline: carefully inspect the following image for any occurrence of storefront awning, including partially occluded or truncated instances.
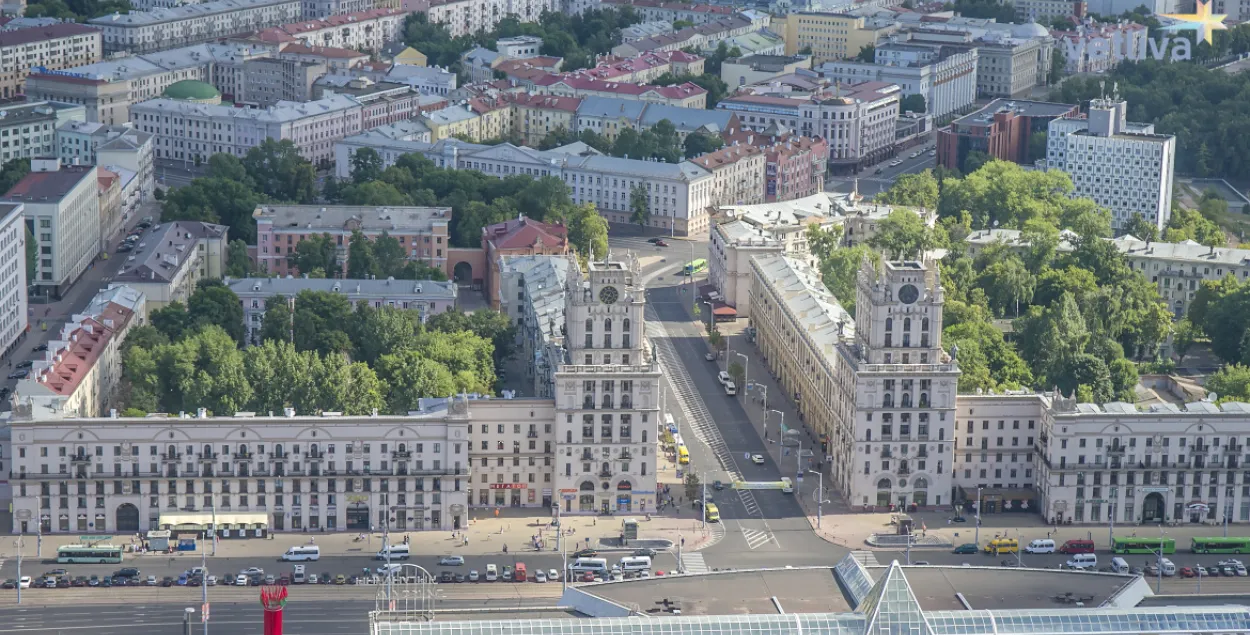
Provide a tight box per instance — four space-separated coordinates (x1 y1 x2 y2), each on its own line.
159 512 269 529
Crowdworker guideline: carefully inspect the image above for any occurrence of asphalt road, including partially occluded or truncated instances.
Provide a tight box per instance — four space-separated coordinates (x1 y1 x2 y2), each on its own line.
826 148 937 197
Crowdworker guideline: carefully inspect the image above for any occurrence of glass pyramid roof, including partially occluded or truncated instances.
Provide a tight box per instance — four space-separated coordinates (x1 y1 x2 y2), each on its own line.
856 561 931 635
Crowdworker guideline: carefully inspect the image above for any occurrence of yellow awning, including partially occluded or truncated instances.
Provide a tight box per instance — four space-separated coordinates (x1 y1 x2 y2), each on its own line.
159 512 269 528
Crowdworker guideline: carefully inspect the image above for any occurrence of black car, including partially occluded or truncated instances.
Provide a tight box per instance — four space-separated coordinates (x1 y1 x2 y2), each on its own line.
161 576 174 587
439 571 454 583
573 549 599 558
6 369 28 380
114 568 140 579
32 343 47 352
56 578 71 588
646 237 661 244
15 359 33 369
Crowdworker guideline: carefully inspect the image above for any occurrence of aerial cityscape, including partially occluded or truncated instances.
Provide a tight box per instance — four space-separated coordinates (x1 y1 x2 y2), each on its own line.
3 0 1250 632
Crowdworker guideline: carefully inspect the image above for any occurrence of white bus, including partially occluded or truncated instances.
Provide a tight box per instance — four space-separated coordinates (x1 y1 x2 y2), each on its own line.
569 557 609 574
281 545 321 562
618 556 652 572
376 544 411 560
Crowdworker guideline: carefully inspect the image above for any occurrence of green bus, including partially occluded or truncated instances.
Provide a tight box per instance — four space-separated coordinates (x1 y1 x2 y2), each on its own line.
1112 536 1176 554
683 259 707 275
57 544 124 564
1191 537 1250 554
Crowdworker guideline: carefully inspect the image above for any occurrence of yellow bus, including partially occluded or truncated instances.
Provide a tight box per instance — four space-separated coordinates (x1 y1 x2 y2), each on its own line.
678 445 690 464
705 503 720 522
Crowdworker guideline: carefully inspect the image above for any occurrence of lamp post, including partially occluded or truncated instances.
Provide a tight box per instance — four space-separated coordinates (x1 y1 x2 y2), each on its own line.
767 409 784 443
700 471 708 529
807 469 824 529
752 384 768 414
973 486 984 547
1109 487 1117 547
13 536 25 605
702 300 715 336
725 347 735 378
731 351 749 388
183 607 195 635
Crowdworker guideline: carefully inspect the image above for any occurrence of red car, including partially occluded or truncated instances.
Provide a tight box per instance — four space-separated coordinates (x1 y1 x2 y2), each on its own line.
654 240 668 247
277 575 291 586
579 572 595 582
1179 567 1196 578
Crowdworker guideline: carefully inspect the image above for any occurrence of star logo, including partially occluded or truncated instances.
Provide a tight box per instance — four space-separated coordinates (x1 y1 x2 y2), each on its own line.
1160 0 1227 46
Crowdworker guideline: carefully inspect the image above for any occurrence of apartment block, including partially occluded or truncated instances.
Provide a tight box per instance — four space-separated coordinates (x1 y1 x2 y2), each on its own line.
0 101 77 164
89 0 303 54
689 145 766 208
482 216 569 310
252 8 406 52
413 0 558 38
1 159 99 299
0 202 25 359
111 221 227 313
0 23 101 99
611 14 760 57
818 43 978 121
781 12 897 63
532 73 707 109
240 57 327 107
936 99 1079 170
253 205 452 277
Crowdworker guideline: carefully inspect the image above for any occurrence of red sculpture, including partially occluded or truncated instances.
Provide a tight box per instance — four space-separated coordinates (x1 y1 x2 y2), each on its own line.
260 585 288 635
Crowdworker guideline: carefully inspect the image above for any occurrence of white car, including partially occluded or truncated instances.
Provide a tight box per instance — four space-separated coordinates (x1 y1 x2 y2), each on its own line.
716 370 731 385
638 571 651 578
18 576 31 589
724 381 737 396
206 575 217 587
469 570 480 582
438 555 465 566
705 352 716 361
235 574 249 586
548 569 560 582
751 454 765 465
240 567 264 576
535 570 548 583
307 573 319 585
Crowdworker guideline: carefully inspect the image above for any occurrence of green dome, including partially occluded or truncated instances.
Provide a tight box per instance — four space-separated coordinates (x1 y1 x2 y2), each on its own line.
163 80 220 102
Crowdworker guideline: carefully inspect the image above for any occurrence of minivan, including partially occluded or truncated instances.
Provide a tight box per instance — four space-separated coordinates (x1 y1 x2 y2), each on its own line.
282 545 321 562
1160 558 1176 576
618 556 652 572
292 565 306 584
485 564 499 581
1059 539 1095 554
376 544 411 560
1025 539 1056 554
1110 557 1130 574
983 538 1018 554
1066 553 1097 570
570 557 609 574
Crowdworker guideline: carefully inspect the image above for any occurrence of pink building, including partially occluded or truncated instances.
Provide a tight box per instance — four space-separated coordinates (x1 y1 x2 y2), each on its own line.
725 126 828 202
253 204 453 277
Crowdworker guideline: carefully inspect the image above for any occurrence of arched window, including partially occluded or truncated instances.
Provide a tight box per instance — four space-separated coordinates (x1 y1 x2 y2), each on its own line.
914 477 929 489
585 318 593 333
167 444 176 456
583 395 594 409
622 318 631 332
274 443 283 456
902 393 912 408
866 430 872 441
601 462 610 475
882 394 894 408
238 444 248 455
919 393 929 408
877 478 892 490
202 444 211 456
398 443 406 452
621 395 632 409
602 394 614 409
604 318 612 331
885 317 893 331
310 443 319 455
903 317 911 331
921 317 929 332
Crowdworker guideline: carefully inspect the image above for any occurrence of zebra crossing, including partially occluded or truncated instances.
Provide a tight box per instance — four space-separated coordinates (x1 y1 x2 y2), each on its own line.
740 525 772 550
681 552 710 574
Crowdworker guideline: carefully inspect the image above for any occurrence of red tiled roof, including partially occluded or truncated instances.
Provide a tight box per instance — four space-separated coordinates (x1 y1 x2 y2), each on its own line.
484 216 568 251
278 8 404 35
507 93 582 113
278 42 368 58
3 165 95 201
602 0 735 15
690 144 762 170
534 73 706 99
35 302 135 397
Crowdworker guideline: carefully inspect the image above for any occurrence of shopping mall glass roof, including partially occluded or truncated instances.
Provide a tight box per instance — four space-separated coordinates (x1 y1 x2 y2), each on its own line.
373 556 1250 635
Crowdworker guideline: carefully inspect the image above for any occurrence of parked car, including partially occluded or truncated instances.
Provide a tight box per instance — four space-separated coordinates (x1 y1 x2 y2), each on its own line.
240 567 264 577
439 571 454 583
469 570 480 582
535 570 548 583
439 556 465 566
1180 567 1195 578
88 575 100 587
453 573 466 583
334 574 347 585
548 569 560 582
952 543 979 554
716 371 731 385
146 575 158 586
235 575 248 586
18 576 31 589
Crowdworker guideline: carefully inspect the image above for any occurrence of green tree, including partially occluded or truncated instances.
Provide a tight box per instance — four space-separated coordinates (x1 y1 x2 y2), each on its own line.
339 181 412 206
291 291 354 356
806 225 878 312
24 224 36 285
855 44 875 62
1124 212 1159 242
375 349 458 413
868 209 935 259
629 184 650 227
728 361 744 388
207 153 251 185
187 282 245 344
683 131 725 158
567 203 608 259
1171 318 1198 364
413 329 496 393
225 239 252 278
877 171 939 209
243 139 316 203
426 309 517 365
1206 364 1250 402
684 471 701 501
258 295 293 344
351 304 422 366
977 254 1035 316
0 158 31 194
944 314 1033 392
1048 46 1066 85
150 301 191 341
900 94 926 114
962 150 991 174
161 176 265 242
289 233 339 277
346 229 378 279
351 147 384 184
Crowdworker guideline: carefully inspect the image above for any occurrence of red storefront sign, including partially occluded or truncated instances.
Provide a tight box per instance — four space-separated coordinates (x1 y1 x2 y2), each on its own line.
490 483 528 489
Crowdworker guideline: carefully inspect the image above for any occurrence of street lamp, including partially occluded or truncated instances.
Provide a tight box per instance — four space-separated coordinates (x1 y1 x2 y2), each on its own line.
973 486 984 547
731 351 749 388
750 383 768 414
767 409 784 443
13 536 26 605
807 469 824 529
702 300 715 334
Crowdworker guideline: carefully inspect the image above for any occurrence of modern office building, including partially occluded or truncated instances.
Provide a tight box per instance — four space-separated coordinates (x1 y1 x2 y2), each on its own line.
1046 97 1175 232
936 99 1079 170
0 201 26 359
0 23 101 99
11 285 145 418
252 205 452 277
89 0 303 54
111 221 227 314
228 277 458 343
818 42 978 121
2 159 99 299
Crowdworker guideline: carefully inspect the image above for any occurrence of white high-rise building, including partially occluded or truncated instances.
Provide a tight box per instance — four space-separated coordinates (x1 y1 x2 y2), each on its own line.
553 258 661 514
0 202 26 359
1046 96 1176 233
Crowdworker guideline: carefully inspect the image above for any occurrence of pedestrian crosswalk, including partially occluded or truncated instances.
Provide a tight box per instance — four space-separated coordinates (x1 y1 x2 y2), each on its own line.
742 527 772 550
681 552 710 574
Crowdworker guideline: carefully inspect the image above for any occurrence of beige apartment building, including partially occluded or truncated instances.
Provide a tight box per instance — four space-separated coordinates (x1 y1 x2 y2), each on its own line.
0 23 102 99
689 145 766 208
782 13 897 63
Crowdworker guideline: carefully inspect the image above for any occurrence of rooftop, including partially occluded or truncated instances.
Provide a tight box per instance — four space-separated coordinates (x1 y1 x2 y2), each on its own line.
500 254 571 348
752 254 855 354
2 164 96 202
953 98 1079 126
113 221 227 284
19 286 144 399
31 42 269 83
484 215 568 251
0 22 98 47
690 144 763 170
721 192 842 228
534 73 706 100
0 101 63 127
508 93 583 113
254 205 451 234
277 42 369 59
89 0 297 27
226 276 457 299
131 94 361 123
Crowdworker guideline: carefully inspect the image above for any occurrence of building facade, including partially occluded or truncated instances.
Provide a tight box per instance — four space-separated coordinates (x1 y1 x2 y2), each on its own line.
818 43 978 122
6 401 473 534
255 8 406 52
111 221 227 314
2 159 99 299
781 13 897 63
1046 97 1175 232
240 57 327 107
482 216 569 310
253 205 452 277
689 145 766 208
0 101 69 164
228 277 458 343
0 23 101 99
89 0 303 54
0 202 26 359
936 99 1079 170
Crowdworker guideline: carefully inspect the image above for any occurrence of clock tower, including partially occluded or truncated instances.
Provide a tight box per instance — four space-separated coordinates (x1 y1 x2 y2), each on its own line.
552 256 660 515
844 258 959 512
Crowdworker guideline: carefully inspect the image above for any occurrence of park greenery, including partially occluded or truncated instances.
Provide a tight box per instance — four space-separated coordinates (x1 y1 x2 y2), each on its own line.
159 140 317 243
809 160 1176 402
121 280 515 416
539 121 724 160
405 8 642 75
326 148 608 257
24 0 130 20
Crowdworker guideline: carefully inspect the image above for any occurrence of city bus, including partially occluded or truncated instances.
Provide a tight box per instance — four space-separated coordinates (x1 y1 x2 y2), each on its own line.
683 259 707 275
1191 537 1250 554
57 544 124 564
1111 536 1176 555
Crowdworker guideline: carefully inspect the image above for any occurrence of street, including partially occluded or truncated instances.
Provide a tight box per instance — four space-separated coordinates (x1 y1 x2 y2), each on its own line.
826 145 937 197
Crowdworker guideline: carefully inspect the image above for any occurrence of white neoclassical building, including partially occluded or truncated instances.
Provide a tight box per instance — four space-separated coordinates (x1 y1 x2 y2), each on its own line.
7 401 474 535
89 0 302 54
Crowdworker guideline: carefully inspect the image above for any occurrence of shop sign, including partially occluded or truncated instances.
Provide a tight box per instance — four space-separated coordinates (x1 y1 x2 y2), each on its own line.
490 483 527 489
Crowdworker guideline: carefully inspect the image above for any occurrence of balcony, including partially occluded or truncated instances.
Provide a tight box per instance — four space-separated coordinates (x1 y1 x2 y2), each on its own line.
392 450 412 460
70 454 92 464
1108 445 1125 455
1225 444 1242 454
198 452 218 462
269 451 289 460
527 431 538 439
917 448 928 458
620 451 632 460
897 466 911 476
880 448 892 458
581 451 595 461
233 451 254 461
599 469 613 478
307 450 325 460
160 452 182 462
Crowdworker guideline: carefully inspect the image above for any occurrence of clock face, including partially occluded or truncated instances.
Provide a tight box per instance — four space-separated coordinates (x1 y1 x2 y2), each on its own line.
599 286 619 305
899 284 919 305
